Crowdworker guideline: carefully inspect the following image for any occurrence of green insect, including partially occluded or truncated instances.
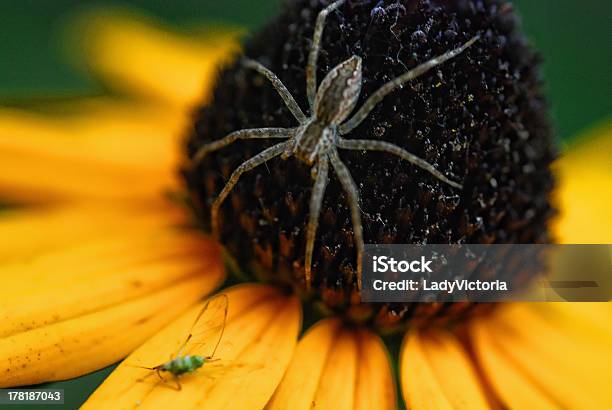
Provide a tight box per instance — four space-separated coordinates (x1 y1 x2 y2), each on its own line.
133 293 229 391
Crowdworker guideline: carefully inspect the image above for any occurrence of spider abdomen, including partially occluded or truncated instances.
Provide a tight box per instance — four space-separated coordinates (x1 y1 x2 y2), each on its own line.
314 56 362 125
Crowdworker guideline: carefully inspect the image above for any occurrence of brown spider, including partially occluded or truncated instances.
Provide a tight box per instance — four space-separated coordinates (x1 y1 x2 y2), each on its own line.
193 0 478 291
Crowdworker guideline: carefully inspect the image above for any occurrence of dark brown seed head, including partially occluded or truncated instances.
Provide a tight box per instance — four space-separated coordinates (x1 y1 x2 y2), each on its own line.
183 0 556 331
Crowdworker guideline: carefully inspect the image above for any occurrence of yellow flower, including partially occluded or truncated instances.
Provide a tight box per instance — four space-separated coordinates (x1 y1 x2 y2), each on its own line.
1 11 611 410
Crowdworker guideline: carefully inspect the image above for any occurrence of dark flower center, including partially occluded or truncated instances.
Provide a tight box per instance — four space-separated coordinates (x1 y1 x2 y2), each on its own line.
183 0 556 331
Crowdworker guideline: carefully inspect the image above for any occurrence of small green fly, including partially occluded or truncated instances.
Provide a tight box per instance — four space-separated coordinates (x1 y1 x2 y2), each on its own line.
133 293 229 391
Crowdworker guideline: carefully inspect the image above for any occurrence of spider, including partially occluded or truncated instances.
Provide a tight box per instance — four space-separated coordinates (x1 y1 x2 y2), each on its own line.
192 0 478 291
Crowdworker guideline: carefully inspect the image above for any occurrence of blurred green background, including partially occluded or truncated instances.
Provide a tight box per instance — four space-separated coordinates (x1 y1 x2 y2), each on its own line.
0 0 609 408
0 0 610 143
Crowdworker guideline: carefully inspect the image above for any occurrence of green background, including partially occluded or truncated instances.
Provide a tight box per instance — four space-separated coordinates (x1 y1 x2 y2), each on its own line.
0 0 609 408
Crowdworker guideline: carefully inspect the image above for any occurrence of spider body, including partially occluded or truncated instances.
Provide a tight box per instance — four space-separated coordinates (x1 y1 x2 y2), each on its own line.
193 0 477 291
289 55 362 164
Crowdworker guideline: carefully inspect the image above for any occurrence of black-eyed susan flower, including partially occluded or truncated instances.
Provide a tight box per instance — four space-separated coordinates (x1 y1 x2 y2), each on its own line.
1 1 611 409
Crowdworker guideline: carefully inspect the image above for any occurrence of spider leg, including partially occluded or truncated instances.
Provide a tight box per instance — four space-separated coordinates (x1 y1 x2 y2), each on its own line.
242 59 307 123
211 141 290 237
328 148 364 291
306 0 346 111
339 36 479 135
304 155 330 290
337 138 463 189
192 127 293 164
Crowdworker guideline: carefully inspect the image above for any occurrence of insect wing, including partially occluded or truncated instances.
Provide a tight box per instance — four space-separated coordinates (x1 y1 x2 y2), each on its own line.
199 360 265 380
181 293 229 358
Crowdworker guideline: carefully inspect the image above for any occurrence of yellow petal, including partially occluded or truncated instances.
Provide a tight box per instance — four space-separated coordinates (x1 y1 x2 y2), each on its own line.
0 202 183 263
533 302 612 343
266 319 341 410
73 10 240 107
0 211 222 337
0 101 188 203
0 203 224 386
472 320 559 410
553 122 612 243
353 329 397 410
314 327 358 410
472 304 612 409
400 329 490 410
267 319 396 410
82 285 301 410
0 275 219 387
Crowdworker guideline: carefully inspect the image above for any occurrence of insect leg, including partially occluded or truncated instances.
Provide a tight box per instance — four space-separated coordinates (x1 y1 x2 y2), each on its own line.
339 36 478 135
306 0 346 110
304 155 329 290
173 375 182 391
211 141 290 237
328 148 364 291
133 368 157 384
192 127 293 164
242 59 307 123
337 138 463 188
156 369 166 383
